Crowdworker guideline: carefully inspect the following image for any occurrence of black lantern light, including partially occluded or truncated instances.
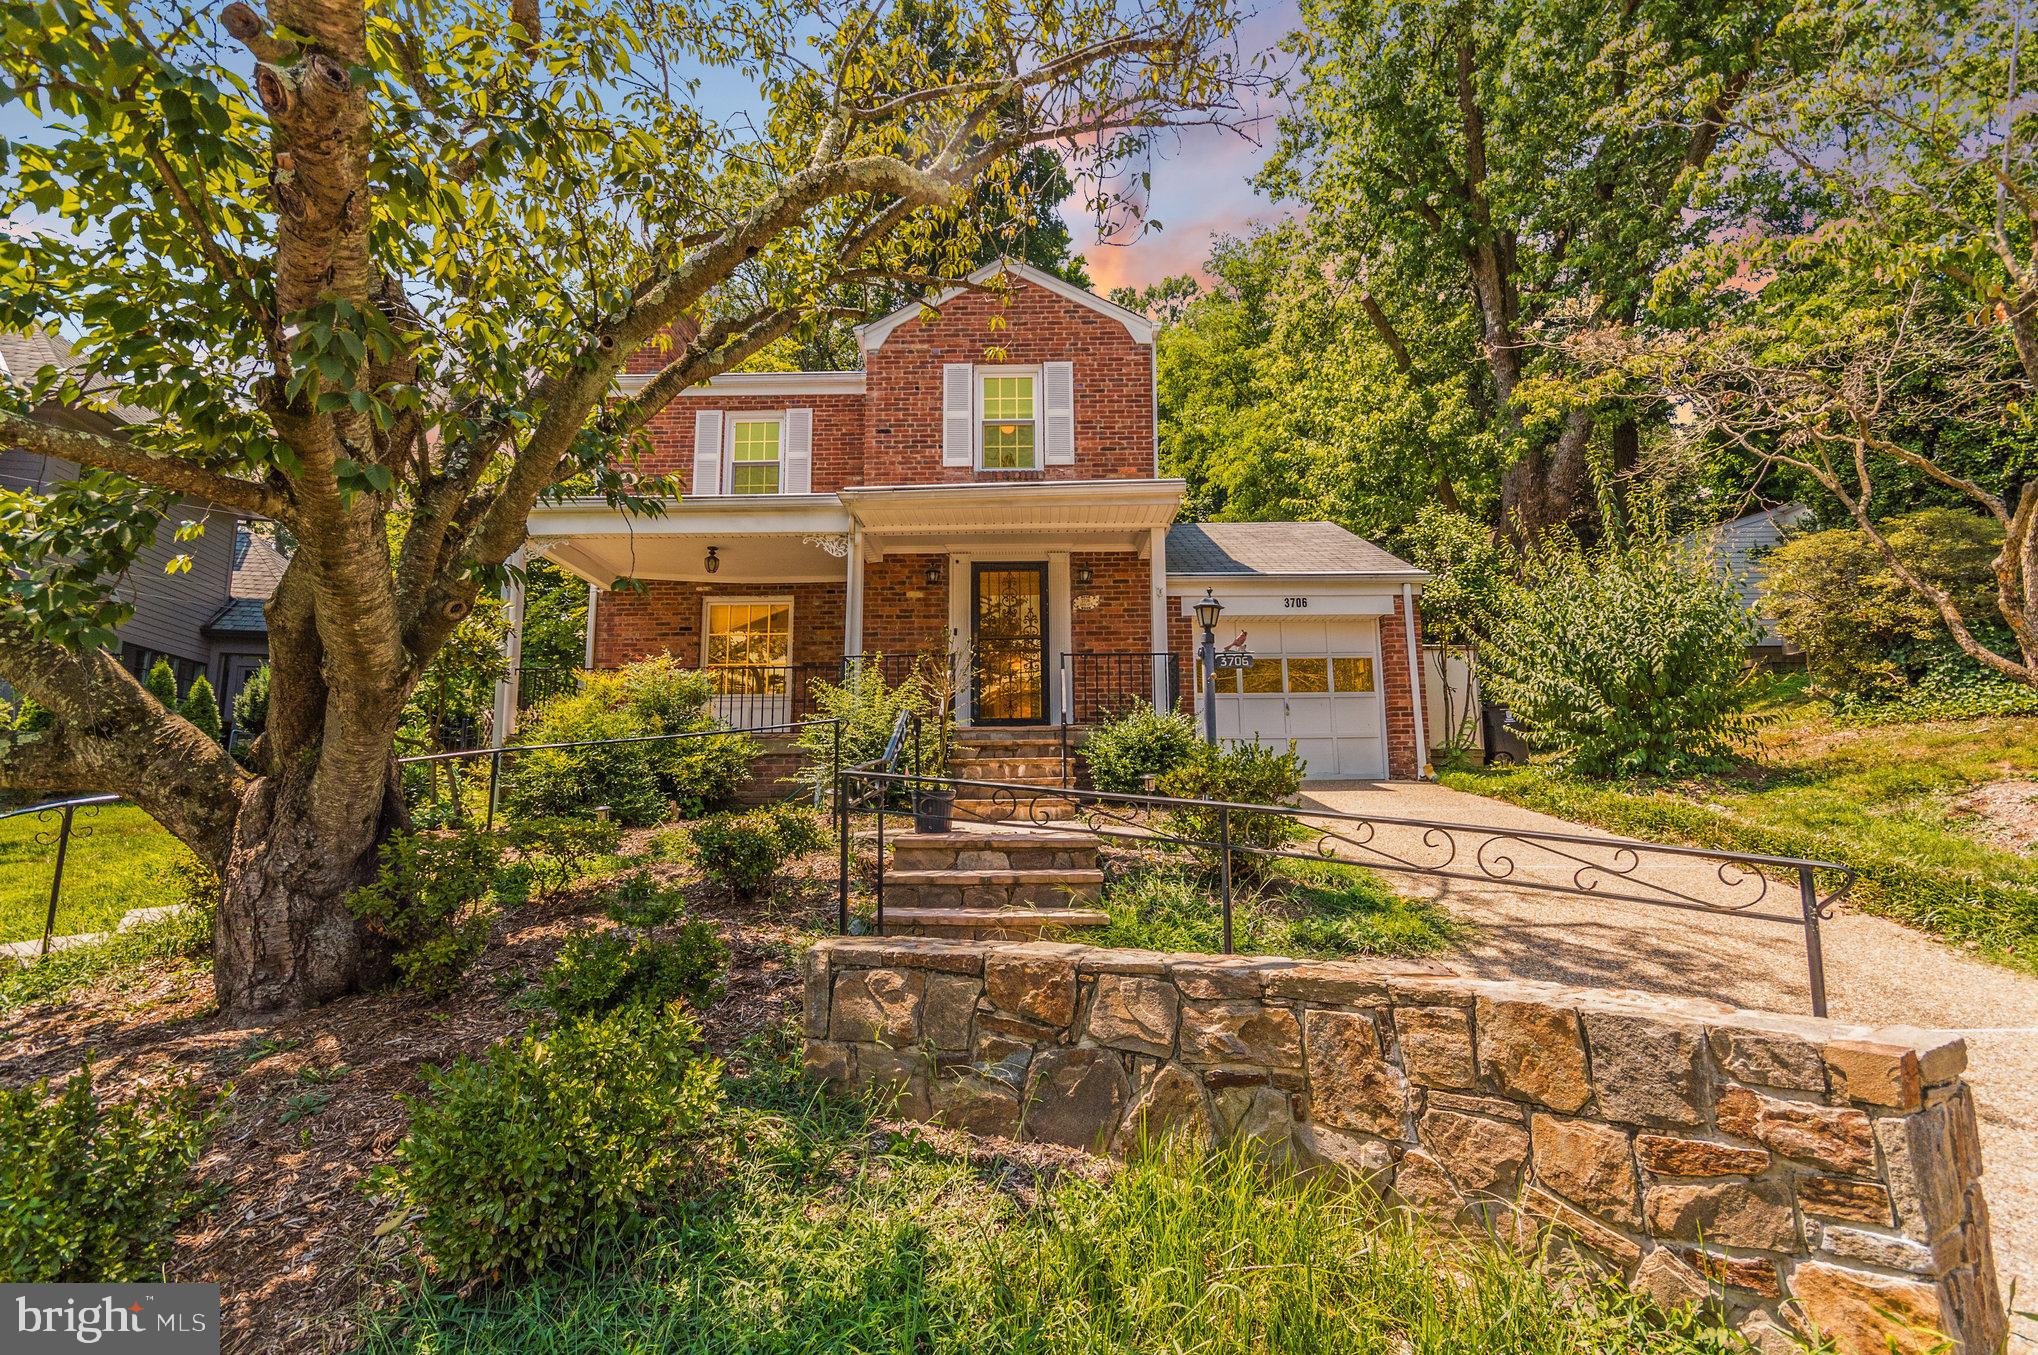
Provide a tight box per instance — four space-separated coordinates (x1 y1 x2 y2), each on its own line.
705 545 721 574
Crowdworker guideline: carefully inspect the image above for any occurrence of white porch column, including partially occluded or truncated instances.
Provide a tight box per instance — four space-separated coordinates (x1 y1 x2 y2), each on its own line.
583 582 598 668
845 529 865 659
1149 525 1169 707
947 552 971 725
491 547 528 741
1046 551 1072 724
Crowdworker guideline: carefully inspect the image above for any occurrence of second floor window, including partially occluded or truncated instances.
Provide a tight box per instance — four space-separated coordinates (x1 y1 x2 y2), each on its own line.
979 371 1037 470
729 417 782 494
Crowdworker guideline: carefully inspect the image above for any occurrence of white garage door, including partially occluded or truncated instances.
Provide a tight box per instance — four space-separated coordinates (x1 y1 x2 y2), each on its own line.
1200 617 1387 779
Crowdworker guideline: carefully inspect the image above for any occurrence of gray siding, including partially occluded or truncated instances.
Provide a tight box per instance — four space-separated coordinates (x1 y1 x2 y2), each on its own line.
1 448 238 667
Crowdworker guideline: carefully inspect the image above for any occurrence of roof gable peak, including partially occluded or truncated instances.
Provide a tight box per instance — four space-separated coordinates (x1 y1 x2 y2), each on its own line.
855 258 1156 352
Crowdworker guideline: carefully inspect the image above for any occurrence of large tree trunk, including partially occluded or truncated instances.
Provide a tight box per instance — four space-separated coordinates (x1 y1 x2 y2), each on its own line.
213 771 401 1014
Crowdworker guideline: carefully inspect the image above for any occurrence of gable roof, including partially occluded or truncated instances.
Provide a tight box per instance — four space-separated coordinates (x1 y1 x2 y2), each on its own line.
855 258 1156 353
1166 522 1425 580
231 522 290 600
0 329 155 426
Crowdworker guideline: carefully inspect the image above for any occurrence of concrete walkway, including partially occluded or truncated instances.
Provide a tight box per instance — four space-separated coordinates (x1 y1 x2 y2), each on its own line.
1300 779 2038 1336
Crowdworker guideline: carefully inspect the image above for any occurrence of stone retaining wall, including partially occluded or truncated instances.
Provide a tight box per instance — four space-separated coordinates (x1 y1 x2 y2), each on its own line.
801 936 2004 1355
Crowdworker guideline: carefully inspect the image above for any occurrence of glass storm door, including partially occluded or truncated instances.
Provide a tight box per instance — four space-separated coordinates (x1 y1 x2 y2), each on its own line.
971 563 1047 724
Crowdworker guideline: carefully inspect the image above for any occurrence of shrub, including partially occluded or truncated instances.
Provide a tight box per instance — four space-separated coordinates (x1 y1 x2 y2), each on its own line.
541 926 726 1017
763 801 829 857
232 664 270 738
1154 739 1308 872
505 658 758 826
1762 508 2018 704
496 816 623 907
143 657 179 708
690 809 786 901
603 870 685 927
178 673 224 742
386 1005 723 1280
794 660 943 798
1478 527 1759 777
0 1067 217 1281
1083 700 1200 794
347 830 504 996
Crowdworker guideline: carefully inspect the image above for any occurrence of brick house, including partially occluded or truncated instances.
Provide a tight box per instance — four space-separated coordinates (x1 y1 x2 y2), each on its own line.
516 261 1430 780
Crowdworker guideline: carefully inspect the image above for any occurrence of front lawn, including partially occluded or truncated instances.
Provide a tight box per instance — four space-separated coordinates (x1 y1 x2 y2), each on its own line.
0 801 199 944
1440 706 2038 971
1074 858 1463 961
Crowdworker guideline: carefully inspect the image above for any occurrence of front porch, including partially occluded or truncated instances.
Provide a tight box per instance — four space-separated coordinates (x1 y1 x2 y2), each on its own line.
516 479 1187 734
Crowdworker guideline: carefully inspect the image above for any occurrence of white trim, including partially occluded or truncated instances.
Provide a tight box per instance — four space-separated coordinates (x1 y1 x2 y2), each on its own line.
615 370 865 397
530 495 850 539
493 547 527 739
724 410 786 496
701 593 797 670
975 363 1042 471
855 258 1157 352
1046 552 1071 724
584 582 598 668
1148 525 1168 707
845 530 864 657
947 552 971 725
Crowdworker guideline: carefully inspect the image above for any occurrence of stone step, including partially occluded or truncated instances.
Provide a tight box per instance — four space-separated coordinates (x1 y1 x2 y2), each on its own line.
879 906 1109 942
883 874 1104 910
950 755 1068 774
892 843 1100 872
887 867 1105 887
951 732 1068 752
891 828 1098 849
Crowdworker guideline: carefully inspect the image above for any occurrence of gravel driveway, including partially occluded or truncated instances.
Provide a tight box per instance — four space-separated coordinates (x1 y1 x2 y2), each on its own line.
1300 779 2038 1339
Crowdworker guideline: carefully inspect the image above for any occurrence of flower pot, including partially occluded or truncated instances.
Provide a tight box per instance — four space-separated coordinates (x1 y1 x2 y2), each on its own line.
913 787 956 834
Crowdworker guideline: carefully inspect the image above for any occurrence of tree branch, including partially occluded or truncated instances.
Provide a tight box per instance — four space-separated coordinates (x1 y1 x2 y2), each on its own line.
0 409 287 517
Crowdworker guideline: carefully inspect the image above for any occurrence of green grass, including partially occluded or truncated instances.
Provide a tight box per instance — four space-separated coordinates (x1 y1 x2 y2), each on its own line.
353 1035 1745 1355
0 802 199 943
1073 860 1462 961
0 903 214 1014
1440 708 2038 971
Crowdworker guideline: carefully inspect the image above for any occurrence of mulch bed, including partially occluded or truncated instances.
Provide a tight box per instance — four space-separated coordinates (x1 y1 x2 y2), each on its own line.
0 834 848 1355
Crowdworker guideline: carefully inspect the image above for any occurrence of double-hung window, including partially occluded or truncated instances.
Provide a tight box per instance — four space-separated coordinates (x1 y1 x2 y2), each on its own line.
977 369 1038 470
728 417 782 495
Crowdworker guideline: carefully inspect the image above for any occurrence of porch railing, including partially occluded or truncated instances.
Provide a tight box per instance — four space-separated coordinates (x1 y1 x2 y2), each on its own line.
1059 651 1180 726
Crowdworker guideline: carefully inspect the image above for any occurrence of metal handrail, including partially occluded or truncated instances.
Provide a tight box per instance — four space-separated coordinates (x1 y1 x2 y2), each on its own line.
840 768 1855 1017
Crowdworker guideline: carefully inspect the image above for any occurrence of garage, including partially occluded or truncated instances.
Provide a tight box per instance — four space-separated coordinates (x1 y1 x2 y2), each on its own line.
1199 617 1387 779
1167 521 1428 782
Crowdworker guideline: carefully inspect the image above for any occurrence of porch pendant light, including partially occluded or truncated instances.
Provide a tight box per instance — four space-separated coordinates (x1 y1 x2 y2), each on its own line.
705 545 721 575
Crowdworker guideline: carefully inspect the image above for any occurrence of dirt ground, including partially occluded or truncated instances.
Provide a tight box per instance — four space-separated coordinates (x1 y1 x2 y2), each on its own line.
1302 779 2038 1349
0 838 841 1355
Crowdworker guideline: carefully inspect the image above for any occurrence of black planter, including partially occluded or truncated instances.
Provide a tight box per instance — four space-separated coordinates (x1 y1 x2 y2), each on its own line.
913 787 956 834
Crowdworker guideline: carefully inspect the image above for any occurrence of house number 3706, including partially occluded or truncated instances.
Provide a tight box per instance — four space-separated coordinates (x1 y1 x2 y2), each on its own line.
1283 596 1309 609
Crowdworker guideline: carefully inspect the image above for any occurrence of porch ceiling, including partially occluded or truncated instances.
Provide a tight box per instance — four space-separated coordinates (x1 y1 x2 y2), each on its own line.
528 496 852 585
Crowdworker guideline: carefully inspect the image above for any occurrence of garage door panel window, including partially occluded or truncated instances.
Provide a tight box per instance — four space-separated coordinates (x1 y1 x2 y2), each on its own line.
1240 659 1283 693
1332 656 1376 693
1286 657 1329 693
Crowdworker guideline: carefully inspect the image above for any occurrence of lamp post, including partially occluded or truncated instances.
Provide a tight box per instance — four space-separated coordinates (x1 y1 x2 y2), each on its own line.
1193 588 1224 745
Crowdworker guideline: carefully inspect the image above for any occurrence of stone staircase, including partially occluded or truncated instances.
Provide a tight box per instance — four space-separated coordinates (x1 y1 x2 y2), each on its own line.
880 823 1108 941
946 729 1077 821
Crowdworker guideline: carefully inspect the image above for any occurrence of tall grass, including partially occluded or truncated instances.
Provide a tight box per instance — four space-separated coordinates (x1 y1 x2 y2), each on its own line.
354 1035 1742 1355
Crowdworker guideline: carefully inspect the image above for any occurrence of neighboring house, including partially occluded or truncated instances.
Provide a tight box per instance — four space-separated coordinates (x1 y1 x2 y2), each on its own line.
0 330 274 715
207 522 287 720
1684 502 1811 658
517 260 1430 780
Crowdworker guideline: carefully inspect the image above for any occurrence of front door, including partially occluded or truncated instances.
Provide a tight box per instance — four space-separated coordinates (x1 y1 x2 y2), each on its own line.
971 563 1047 724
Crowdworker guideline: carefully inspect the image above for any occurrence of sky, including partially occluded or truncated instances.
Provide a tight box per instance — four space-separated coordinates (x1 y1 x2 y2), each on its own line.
1068 0 1302 294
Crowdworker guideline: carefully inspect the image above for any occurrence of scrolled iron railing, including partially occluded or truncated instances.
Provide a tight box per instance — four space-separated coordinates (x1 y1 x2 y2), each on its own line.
837 768 1855 1018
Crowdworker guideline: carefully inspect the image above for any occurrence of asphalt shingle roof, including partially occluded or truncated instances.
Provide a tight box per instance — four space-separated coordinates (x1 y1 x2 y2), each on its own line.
231 524 290 600
0 329 155 426
204 598 269 634
1165 521 1423 579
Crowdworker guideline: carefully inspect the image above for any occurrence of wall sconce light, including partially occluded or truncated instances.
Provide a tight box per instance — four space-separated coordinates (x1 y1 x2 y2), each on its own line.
1075 564 1093 587
705 545 721 575
924 562 940 586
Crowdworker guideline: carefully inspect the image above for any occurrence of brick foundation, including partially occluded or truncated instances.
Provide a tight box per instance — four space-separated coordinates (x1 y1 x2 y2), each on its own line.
804 938 2005 1355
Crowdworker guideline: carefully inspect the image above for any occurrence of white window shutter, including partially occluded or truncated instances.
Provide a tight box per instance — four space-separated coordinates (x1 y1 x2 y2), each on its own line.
691 410 723 495
942 363 974 466
1042 360 1075 465
784 408 813 493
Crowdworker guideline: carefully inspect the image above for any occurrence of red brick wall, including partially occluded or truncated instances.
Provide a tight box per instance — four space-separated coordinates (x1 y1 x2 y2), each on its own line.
1069 550 1150 656
592 581 846 668
860 554 949 661
630 393 866 492
1379 593 1425 780
863 275 1153 484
